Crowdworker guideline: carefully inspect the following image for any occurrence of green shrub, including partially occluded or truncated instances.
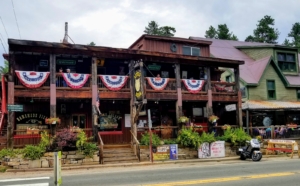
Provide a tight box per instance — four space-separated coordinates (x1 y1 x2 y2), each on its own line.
140 132 161 147
177 127 201 149
23 145 45 160
76 130 88 150
0 148 23 159
216 127 251 145
199 132 216 144
163 138 178 145
39 131 51 150
82 143 98 157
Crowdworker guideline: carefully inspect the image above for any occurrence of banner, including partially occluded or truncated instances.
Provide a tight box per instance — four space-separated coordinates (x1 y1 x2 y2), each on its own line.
15 71 50 88
99 75 128 91
62 73 90 89
146 77 169 90
198 141 225 159
182 79 205 93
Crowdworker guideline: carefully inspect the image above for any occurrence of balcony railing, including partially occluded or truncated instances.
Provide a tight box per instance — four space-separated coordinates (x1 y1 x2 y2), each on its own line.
181 80 207 93
56 73 91 88
97 76 131 92
145 78 177 92
211 81 237 94
14 76 50 88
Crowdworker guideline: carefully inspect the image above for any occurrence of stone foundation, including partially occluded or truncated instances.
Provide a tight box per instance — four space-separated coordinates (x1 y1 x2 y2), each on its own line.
1 151 99 169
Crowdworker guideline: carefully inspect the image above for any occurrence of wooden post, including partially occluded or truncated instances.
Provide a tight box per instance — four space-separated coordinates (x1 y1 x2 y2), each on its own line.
206 67 213 116
175 63 182 128
246 109 249 134
50 54 56 136
91 57 98 141
234 66 243 127
7 53 15 148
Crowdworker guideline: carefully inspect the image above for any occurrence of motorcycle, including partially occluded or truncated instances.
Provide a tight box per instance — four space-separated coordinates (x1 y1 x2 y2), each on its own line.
239 139 262 161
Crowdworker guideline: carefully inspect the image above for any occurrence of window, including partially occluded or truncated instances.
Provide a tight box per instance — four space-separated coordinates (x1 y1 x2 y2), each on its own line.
240 87 246 98
297 89 300 100
277 52 296 72
226 75 232 83
183 46 200 56
267 80 276 100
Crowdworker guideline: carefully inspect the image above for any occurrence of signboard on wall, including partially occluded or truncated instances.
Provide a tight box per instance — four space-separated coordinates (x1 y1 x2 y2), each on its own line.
153 145 170 161
39 60 48 67
198 141 225 159
7 105 23 112
15 112 48 125
56 59 76 65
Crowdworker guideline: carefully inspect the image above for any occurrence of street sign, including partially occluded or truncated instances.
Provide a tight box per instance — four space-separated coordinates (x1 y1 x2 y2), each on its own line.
7 105 23 112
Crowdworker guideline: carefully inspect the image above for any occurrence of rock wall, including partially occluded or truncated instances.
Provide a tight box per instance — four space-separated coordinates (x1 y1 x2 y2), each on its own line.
1 151 99 169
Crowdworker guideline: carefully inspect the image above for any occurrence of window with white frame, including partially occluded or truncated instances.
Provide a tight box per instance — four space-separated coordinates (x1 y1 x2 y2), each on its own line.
182 46 200 56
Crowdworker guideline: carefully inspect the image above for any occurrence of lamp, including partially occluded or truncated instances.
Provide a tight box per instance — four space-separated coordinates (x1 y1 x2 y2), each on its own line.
112 100 115 104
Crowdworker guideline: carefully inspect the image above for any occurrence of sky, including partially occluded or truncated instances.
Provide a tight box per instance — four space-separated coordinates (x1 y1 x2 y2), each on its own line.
0 0 300 67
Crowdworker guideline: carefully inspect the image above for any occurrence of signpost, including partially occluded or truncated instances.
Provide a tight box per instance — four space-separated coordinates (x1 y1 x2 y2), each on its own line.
7 105 23 112
148 109 153 163
54 151 62 186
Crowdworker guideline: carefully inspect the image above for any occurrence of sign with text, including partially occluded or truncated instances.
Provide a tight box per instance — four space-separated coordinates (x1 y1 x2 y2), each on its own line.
7 105 23 112
153 145 170 161
198 141 225 159
169 144 178 160
56 59 76 65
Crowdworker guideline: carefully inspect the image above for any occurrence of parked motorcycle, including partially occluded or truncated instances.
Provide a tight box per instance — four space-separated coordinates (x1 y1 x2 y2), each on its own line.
239 139 262 161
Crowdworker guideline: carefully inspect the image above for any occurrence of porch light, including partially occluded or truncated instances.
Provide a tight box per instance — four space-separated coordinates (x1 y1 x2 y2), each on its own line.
113 100 115 104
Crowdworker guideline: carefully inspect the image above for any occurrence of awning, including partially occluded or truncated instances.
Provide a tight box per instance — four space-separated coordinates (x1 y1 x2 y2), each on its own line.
225 100 300 111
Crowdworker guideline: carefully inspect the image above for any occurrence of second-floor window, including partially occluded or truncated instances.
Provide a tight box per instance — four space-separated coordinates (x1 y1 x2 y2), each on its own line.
277 52 296 72
183 46 200 56
267 80 276 100
297 89 300 100
226 75 232 83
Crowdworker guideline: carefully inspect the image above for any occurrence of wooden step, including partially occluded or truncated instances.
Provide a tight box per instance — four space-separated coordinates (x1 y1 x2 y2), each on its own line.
104 156 138 162
103 148 133 153
103 144 131 149
103 153 135 158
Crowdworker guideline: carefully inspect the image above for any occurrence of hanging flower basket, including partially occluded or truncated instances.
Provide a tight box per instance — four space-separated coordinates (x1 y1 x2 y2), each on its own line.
45 118 61 125
178 116 189 124
208 115 219 123
221 124 231 130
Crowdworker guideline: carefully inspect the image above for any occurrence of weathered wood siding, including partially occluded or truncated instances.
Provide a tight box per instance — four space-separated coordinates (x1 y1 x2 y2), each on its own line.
133 39 210 57
248 63 297 101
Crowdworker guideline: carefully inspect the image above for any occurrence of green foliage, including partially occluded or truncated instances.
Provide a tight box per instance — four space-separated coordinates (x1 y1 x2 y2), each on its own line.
0 165 7 172
0 148 23 159
216 127 251 145
144 21 176 37
82 143 98 157
205 24 238 40
199 132 216 144
283 22 300 50
39 131 51 150
177 127 201 149
163 138 178 145
76 130 88 150
23 145 45 160
53 128 77 150
245 15 279 44
140 132 161 147
88 42 96 46
0 60 9 76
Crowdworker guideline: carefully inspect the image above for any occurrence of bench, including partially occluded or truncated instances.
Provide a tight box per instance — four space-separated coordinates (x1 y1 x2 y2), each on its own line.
266 139 300 159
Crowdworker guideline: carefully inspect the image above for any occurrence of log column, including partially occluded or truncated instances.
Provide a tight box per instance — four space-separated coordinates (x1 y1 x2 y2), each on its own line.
234 66 243 127
49 54 56 136
175 63 183 127
91 57 98 140
206 67 213 116
7 53 15 148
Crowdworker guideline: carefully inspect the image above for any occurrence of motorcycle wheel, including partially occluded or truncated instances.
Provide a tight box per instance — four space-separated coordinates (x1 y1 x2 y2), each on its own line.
251 153 262 161
240 154 246 160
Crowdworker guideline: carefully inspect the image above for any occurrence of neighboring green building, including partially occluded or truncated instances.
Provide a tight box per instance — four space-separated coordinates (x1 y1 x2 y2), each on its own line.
190 37 300 131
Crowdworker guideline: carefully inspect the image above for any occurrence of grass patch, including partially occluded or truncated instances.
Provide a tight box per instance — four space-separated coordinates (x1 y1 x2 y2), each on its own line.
0 165 7 173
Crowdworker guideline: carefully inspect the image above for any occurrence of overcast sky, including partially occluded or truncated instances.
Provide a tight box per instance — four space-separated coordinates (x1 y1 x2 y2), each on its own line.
0 0 300 67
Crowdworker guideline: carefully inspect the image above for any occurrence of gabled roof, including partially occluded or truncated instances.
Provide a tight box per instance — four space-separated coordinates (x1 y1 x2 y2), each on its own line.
189 37 300 86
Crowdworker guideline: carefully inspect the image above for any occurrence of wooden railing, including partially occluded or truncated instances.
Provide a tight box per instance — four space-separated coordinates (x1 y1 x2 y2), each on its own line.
98 132 104 164
181 80 207 93
14 75 50 88
244 126 300 139
211 81 236 94
130 130 140 162
97 76 130 92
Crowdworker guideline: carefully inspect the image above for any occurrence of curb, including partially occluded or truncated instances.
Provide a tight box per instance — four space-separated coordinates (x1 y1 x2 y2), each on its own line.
5 155 298 173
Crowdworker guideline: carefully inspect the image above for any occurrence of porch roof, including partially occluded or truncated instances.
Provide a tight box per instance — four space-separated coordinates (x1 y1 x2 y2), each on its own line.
8 38 244 66
226 100 300 111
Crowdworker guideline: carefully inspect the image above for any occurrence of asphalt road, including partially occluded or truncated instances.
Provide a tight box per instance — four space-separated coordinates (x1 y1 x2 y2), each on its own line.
0 157 300 186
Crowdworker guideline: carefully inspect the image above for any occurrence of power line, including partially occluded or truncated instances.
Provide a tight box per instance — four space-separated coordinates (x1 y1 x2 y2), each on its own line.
11 0 21 39
0 16 9 39
0 37 7 54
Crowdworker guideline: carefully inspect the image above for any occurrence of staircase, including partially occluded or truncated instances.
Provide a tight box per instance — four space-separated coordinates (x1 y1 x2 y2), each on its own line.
102 144 139 164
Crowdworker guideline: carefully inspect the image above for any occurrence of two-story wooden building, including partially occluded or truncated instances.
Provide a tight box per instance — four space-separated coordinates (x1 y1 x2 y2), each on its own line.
3 34 244 148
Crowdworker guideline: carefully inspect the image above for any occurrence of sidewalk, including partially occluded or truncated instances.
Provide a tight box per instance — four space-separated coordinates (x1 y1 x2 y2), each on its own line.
5 155 299 173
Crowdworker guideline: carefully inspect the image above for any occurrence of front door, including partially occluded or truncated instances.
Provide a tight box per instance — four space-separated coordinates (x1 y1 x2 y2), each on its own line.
72 114 86 128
